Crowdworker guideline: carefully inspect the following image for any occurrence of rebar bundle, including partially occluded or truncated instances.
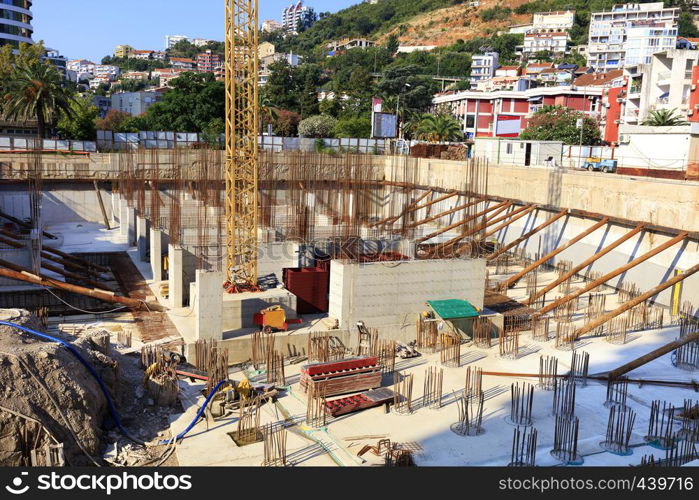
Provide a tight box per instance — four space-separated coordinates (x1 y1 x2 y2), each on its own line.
676 399 699 442
393 372 414 415
464 366 483 401
646 305 664 330
371 338 396 375
251 331 263 369
195 338 217 372
206 346 229 395
587 271 604 293
509 382 534 427
531 315 551 342
538 355 558 391
570 350 589 386
555 320 576 350
585 293 606 336
140 344 180 406
551 415 582 465
601 406 636 455
672 338 699 371
605 377 629 408
509 426 537 467
556 260 574 295
618 281 641 302
472 317 493 348
552 375 576 418
423 366 444 409
416 316 439 352
641 439 698 467
627 302 649 331
440 332 461 367
307 331 346 363
499 326 521 359
234 396 262 445
553 297 575 323
452 391 485 436
494 254 510 275
305 382 327 428
525 271 538 298
645 400 676 450
605 316 629 345
678 302 697 334
266 351 286 386
262 424 287 467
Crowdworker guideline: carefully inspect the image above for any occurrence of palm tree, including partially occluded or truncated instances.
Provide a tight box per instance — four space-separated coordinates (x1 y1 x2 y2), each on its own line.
414 112 464 142
2 60 76 139
258 92 279 134
642 108 688 127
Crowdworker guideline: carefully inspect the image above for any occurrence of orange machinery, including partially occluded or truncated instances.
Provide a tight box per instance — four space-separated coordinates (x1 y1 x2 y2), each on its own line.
253 305 302 333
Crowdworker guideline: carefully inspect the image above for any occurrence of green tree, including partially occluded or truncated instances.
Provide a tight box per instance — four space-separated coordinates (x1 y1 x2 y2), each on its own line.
2 57 77 138
97 109 135 132
200 117 225 147
414 111 463 142
642 108 689 126
333 116 372 138
520 105 601 145
274 109 301 136
298 114 338 138
56 96 98 140
265 60 298 111
385 34 400 55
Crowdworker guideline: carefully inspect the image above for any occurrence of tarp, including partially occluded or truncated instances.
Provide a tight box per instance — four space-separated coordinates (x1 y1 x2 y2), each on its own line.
427 299 479 320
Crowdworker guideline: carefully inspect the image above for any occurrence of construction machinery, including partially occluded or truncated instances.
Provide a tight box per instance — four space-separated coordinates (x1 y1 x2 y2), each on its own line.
253 305 302 333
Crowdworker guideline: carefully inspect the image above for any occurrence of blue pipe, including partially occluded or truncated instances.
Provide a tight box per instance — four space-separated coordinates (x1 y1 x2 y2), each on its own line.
0 320 224 445
163 380 225 445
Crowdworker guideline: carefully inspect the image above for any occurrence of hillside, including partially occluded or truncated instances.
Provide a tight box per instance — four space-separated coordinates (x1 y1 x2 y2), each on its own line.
270 0 699 55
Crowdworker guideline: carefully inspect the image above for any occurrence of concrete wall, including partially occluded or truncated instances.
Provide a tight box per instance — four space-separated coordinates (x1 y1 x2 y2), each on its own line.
392 158 699 232
329 258 486 332
0 184 113 224
221 288 297 332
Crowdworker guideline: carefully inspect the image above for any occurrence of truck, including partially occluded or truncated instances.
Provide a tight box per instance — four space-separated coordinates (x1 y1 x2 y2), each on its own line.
581 157 618 173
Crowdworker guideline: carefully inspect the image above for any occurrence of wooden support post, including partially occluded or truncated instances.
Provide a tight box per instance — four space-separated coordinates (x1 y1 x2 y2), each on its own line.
503 217 610 289
94 180 111 230
406 197 484 229
409 191 458 212
0 264 164 311
574 262 699 340
606 331 699 381
369 189 431 227
42 247 110 273
536 232 689 317
528 224 645 305
480 205 536 240
486 209 568 261
420 201 510 247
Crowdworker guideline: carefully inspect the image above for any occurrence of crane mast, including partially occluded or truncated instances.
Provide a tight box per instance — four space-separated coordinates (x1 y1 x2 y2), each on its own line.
224 0 259 289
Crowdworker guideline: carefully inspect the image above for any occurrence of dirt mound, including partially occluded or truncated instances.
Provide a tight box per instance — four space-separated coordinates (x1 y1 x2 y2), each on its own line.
0 309 114 466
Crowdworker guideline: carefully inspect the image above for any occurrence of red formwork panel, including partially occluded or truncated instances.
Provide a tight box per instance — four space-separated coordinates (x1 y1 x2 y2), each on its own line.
283 266 330 314
303 356 378 377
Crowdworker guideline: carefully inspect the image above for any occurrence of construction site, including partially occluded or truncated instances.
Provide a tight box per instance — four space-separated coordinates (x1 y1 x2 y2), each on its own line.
0 2 698 469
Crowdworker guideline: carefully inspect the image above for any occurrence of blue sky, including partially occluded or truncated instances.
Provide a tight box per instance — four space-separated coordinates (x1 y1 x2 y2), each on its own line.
32 0 357 62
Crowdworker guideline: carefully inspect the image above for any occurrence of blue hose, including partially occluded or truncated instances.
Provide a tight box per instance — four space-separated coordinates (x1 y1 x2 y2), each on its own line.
163 380 225 445
0 319 223 445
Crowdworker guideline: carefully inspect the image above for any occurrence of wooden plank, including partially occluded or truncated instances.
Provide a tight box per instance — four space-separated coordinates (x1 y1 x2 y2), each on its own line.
486 209 568 261
503 217 610 289
433 202 513 251
409 191 458 212
527 223 645 305
536 231 689 317
574 261 699 340
369 189 431 227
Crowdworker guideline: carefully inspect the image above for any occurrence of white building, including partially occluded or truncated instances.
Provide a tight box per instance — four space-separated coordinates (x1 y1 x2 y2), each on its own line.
67 59 96 75
165 35 189 50
532 10 575 31
622 48 699 125
94 65 120 80
523 31 569 57
131 50 154 60
470 52 499 86
282 1 309 32
261 20 282 32
624 21 677 66
587 2 679 71
89 76 111 90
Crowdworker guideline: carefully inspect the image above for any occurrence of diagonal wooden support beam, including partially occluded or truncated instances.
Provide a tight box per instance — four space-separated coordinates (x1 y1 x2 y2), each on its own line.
415 198 489 244
409 191 458 213
480 204 537 240
430 202 513 253
406 197 484 229
527 223 645 305
368 189 430 228
575 261 699 341
503 217 610 289
452 204 535 255
486 209 568 262
535 231 689 317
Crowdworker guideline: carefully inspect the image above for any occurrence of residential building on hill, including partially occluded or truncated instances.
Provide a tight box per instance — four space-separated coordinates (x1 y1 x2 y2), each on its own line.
0 0 33 50
470 52 499 86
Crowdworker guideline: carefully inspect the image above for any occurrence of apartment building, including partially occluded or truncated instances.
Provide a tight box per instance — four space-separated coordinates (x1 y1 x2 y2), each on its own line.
67 59 96 75
170 57 196 70
111 91 163 116
131 50 154 60
0 0 33 50
587 2 679 71
197 50 222 73
523 31 569 57
532 10 575 30
282 1 309 32
470 52 499 86
94 64 120 80
115 45 133 58
165 35 188 50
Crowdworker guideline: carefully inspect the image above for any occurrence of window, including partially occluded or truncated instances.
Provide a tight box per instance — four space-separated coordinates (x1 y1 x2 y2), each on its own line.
506 143 513 155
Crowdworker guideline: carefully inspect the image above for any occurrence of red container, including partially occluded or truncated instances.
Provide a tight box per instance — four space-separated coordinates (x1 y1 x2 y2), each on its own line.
283 266 330 314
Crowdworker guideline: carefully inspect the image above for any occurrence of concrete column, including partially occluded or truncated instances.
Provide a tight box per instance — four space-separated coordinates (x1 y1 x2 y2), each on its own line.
118 198 129 238
128 207 137 246
194 270 224 342
136 216 149 262
168 244 184 309
150 228 163 283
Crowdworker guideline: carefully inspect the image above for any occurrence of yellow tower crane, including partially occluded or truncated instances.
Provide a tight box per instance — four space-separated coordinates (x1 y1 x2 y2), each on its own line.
224 0 259 291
